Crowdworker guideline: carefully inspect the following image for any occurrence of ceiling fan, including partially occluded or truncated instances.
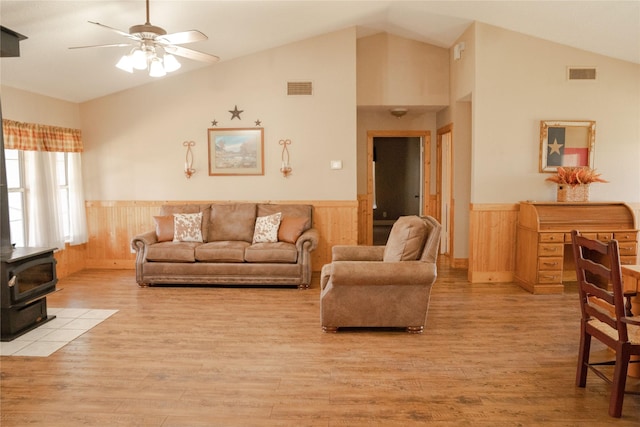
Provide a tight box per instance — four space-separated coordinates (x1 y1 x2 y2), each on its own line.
69 0 219 77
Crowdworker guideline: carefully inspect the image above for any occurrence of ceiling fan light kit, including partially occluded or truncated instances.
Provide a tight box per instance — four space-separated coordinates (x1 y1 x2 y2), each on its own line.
70 0 218 78
163 54 181 72
148 57 166 77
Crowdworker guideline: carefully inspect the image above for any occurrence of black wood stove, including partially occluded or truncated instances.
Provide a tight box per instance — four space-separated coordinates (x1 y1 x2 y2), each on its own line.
1 32 58 341
1 247 58 341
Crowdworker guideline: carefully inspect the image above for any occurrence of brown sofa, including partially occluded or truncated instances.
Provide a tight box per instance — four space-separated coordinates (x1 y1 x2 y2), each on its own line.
320 215 441 332
131 203 319 288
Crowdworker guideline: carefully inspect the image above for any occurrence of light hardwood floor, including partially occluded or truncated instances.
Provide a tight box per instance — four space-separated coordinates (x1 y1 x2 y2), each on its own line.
1 266 639 426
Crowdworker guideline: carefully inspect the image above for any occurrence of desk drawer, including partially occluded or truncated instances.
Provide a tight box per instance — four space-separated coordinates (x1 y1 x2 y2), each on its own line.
619 243 638 256
540 233 564 243
538 257 563 271
614 231 638 242
621 256 637 265
538 243 564 257
597 233 613 242
538 271 562 283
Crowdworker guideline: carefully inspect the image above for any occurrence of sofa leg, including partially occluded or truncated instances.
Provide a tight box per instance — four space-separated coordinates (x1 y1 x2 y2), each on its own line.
322 326 338 333
406 326 424 334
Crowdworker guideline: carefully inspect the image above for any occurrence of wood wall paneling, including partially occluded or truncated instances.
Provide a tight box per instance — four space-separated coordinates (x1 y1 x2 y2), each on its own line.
53 243 87 279
468 203 520 283
357 193 372 245
82 200 358 275
53 202 640 283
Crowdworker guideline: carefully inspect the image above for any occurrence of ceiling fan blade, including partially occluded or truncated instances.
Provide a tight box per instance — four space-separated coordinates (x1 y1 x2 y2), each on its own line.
167 45 219 63
88 21 139 40
69 43 134 50
158 30 208 45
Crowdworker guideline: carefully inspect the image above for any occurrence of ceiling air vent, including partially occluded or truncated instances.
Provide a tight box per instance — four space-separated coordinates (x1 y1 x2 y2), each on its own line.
568 67 597 81
287 81 313 96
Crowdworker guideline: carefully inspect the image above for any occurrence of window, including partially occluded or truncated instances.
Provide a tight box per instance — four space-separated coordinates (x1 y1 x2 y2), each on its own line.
3 119 87 248
56 152 70 239
4 149 72 246
5 149 26 247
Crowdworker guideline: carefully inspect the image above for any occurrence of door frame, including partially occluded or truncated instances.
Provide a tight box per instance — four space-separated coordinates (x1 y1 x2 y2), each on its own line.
436 123 454 258
366 130 431 245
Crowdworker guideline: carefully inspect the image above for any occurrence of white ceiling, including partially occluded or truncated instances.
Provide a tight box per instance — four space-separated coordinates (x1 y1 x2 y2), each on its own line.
1 1 639 103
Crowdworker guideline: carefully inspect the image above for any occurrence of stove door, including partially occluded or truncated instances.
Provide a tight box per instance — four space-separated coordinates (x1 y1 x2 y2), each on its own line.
4 254 57 307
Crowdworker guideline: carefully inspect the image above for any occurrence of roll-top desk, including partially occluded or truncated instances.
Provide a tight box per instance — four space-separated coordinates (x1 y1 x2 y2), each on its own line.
515 202 638 294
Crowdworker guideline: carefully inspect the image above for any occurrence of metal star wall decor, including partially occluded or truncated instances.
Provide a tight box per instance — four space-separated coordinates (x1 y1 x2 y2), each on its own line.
229 105 243 120
255 119 262 126
211 119 218 127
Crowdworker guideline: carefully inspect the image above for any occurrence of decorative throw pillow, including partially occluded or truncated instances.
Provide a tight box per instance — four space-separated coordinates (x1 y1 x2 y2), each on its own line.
252 212 282 243
173 212 204 242
153 215 174 242
278 216 307 243
383 216 428 262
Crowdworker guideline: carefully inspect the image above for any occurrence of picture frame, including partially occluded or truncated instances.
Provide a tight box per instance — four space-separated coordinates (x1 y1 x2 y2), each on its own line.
208 128 264 176
539 120 595 172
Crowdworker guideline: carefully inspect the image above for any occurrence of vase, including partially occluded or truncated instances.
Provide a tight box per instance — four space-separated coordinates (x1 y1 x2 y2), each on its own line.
557 184 589 202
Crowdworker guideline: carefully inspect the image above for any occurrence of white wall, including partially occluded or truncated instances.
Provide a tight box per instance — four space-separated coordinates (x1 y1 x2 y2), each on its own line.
357 33 449 107
1 85 81 128
438 24 475 260
473 23 640 203
79 28 358 201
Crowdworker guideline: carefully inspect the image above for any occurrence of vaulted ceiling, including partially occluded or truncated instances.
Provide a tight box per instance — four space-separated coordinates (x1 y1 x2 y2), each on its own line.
1 1 639 103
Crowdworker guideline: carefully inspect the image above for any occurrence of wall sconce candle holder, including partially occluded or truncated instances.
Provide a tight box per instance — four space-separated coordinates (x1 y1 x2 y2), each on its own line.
183 140 196 179
279 139 292 177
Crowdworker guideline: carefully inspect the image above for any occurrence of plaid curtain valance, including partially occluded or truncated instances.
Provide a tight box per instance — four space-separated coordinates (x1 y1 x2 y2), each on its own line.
2 119 83 152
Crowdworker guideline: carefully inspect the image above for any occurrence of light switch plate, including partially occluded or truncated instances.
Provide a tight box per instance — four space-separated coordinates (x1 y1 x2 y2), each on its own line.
330 160 343 170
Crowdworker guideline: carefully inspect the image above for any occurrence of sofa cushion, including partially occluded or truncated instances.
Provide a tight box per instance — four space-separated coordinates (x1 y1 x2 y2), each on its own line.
173 212 204 242
383 216 428 262
278 215 308 243
244 242 298 263
195 241 249 263
153 215 174 242
208 203 257 242
160 204 211 242
146 241 199 262
257 204 312 231
253 212 282 243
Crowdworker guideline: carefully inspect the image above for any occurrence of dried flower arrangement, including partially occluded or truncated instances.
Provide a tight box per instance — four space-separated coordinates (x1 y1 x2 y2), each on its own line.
545 166 608 187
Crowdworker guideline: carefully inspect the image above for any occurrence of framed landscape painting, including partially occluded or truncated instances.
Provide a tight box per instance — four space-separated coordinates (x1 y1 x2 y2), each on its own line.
539 120 595 172
208 128 264 176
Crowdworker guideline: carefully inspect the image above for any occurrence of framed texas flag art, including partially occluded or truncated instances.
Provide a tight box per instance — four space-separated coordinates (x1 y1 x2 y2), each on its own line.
539 120 595 172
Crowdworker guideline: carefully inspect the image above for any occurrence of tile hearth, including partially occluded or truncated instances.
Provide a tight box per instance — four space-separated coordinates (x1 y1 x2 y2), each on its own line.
0 308 117 357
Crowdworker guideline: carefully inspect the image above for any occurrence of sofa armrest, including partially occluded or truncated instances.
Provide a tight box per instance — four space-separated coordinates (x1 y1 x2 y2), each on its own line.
131 231 157 285
296 227 319 253
131 230 158 251
329 261 436 287
332 245 385 261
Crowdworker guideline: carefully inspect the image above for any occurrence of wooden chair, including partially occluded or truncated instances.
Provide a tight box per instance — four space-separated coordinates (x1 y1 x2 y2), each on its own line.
570 230 640 418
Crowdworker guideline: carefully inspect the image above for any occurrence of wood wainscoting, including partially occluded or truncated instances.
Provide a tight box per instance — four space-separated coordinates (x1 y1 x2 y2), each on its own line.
53 243 87 279
53 201 639 283
468 202 640 284
468 203 520 283
357 193 372 245
75 200 358 276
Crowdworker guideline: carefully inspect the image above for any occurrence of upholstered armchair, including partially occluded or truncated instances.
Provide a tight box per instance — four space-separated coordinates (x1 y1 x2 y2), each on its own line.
320 215 441 333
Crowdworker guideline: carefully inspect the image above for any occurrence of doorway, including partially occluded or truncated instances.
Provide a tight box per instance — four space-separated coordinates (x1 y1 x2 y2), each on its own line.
436 124 454 257
367 130 431 245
